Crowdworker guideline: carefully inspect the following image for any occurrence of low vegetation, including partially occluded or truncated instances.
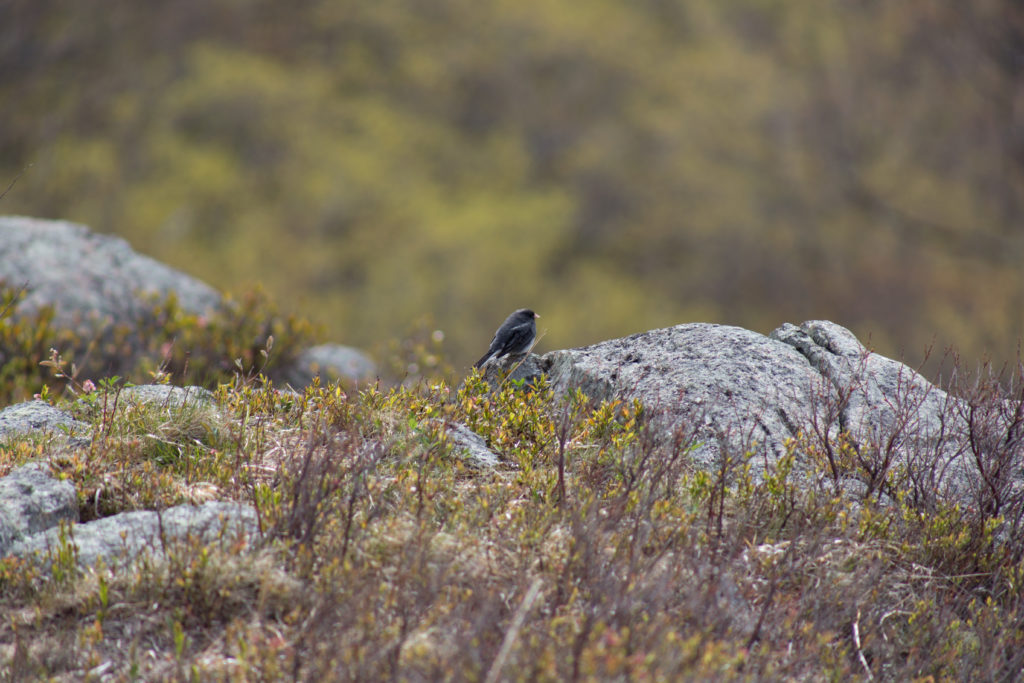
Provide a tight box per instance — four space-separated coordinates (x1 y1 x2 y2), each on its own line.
1 325 1023 679
0 284 319 405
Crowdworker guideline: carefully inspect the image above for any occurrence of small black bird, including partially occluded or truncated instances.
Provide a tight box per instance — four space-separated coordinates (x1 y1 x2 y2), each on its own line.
474 308 539 369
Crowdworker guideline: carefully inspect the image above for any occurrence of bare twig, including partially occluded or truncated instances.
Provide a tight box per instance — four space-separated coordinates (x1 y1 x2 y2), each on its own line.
484 578 543 683
853 607 873 680
0 165 29 201
0 282 29 320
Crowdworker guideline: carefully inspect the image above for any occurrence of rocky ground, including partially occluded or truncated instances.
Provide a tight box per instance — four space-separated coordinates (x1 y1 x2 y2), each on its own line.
1 216 1022 680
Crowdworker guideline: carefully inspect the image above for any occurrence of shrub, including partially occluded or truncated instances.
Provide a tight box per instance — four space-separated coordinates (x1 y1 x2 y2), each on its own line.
3 343 1024 678
0 284 319 404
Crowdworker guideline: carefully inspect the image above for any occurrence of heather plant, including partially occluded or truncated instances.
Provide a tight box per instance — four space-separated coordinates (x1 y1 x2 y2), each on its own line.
0 283 319 404
2 347 1024 679
0 286 79 404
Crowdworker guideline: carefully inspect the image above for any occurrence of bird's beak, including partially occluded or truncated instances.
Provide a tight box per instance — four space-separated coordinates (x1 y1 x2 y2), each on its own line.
534 313 541 319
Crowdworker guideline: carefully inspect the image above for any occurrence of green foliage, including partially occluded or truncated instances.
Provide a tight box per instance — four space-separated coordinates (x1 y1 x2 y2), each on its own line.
0 284 318 404
3 0 1021 371
49 389 231 521
3 356 1024 677
0 287 78 404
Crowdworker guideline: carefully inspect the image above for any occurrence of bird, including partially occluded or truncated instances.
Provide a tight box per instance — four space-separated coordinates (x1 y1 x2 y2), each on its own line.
474 308 539 369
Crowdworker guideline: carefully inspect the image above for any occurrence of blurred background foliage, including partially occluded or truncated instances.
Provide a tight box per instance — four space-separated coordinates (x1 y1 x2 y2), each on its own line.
2 0 1022 373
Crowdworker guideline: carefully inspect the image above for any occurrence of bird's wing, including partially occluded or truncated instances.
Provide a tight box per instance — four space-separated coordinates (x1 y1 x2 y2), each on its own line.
496 322 534 354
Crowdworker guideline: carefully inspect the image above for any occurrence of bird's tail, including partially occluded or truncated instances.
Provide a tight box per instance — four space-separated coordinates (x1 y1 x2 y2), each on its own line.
473 352 493 369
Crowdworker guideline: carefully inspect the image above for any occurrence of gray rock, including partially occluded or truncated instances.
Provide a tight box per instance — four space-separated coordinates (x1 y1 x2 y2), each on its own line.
771 320 978 498
282 344 377 387
474 352 547 390
116 384 216 409
771 320 953 450
524 319 1013 503
0 463 78 557
0 399 89 442
443 422 500 468
9 500 258 570
539 323 823 472
0 215 221 329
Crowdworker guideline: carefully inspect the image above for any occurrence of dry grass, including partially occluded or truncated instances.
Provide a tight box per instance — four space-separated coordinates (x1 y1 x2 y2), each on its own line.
1 360 1023 681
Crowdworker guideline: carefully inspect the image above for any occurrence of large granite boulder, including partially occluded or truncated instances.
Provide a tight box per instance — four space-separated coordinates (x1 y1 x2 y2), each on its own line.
770 320 959 460
0 215 221 329
540 322 823 471
0 215 373 388
485 319 1016 502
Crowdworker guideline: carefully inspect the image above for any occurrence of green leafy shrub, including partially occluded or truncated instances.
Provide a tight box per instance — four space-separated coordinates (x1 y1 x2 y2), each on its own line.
0 284 320 404
3 354 1024 679
0 286 79 404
